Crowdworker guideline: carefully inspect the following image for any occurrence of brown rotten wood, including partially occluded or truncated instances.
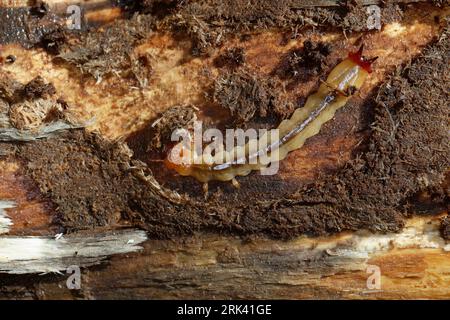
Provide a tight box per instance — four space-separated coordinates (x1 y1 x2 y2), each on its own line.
0 0 433 8
0 1 448 299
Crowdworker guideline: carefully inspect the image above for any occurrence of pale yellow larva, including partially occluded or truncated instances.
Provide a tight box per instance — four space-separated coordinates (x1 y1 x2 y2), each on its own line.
166 47 376 183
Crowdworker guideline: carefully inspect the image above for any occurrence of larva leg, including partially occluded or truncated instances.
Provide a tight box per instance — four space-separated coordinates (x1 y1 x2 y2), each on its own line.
203 182 209 198
319 79 350 97
231 178 240 189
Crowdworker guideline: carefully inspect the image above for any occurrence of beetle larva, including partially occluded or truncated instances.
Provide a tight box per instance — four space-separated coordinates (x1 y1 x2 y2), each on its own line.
165 46 376 183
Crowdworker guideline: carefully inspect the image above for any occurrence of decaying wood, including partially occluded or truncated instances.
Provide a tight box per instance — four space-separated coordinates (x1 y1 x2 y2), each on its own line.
0 1 448 299
0 0 434 8
62 218 450 300
0 120 87 141
0 200 14 234
0 226 147 275
1 216 448 299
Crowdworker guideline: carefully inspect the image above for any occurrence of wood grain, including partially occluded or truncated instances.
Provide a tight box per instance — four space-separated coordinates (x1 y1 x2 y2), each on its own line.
0 1 448 299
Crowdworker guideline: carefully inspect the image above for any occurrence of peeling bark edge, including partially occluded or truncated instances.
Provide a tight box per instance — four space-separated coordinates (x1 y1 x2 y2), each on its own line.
0 229 147 274
0 200 14 235
0 120 90 142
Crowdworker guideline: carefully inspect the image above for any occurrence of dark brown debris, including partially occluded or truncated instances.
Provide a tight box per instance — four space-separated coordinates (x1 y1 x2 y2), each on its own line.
275 40 331 81
22 76 56 100
441 216 450 240
115 0 182 17
15 130 134 230
281 28 450 237
5 55 16 64
167 0 407 55
138 26 448 239
11 128 194 235
213 70 294 125
4 2 448 240
214 47 246 69
0 76 23 104
0 6 65 53
127 105 197 156
57 14 155 83
0 75 56 104
431 0 448 7
11 28 448 239
0 75 72 131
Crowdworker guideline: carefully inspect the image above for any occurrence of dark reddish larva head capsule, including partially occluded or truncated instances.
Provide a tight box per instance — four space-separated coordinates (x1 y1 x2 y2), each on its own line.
348 45 378 73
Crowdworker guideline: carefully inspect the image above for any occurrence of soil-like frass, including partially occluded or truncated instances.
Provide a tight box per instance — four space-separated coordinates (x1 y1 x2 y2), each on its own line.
6 26 448 239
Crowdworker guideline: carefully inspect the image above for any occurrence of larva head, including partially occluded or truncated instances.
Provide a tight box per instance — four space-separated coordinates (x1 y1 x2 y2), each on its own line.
348 45 378 73
164 142 195 176
326 45 377 93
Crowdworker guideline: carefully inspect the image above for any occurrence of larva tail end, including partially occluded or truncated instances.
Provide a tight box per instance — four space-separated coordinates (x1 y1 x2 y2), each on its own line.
348 45 377 73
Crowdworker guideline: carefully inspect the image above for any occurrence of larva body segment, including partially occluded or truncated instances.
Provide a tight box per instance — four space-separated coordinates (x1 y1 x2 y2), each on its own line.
165 48 374 183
